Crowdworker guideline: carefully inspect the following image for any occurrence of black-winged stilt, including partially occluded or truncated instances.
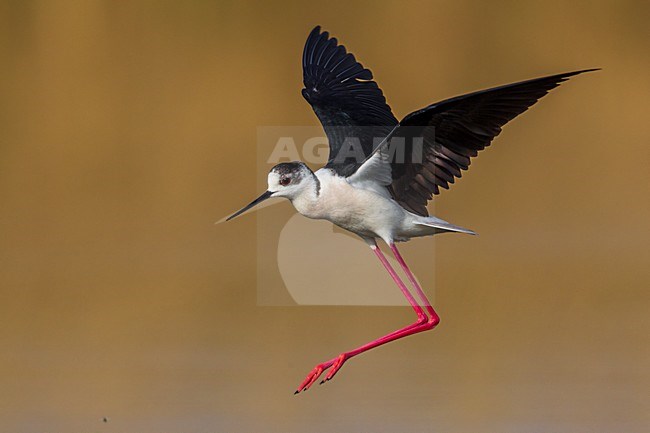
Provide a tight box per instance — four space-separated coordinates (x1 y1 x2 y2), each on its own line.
226 26 596 393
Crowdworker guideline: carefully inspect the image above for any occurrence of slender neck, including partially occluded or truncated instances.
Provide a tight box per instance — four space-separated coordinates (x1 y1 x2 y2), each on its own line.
290 175 321 219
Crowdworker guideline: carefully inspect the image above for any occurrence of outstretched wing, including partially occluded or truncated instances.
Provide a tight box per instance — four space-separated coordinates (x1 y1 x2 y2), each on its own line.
388 69 598 216
302 26 398 177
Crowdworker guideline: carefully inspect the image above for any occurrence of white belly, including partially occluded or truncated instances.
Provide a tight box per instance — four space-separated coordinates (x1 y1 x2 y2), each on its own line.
297 171 407 240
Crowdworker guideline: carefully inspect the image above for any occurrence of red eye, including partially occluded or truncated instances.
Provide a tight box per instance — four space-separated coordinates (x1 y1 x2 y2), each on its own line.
280 177 291 186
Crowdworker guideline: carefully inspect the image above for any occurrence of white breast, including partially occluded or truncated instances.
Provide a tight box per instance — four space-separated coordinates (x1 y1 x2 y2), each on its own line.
305 169 405 240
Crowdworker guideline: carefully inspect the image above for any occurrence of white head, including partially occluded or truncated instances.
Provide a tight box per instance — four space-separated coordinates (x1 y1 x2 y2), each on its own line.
266 162 317 200
226 161 317 221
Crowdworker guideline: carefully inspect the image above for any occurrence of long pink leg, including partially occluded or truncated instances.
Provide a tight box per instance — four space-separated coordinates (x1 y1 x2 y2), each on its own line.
354 243 440 343
389 243 440 324
295 243 426 392
295 242 438 393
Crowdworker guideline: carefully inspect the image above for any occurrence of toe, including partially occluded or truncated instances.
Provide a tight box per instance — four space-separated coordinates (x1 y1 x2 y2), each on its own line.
295 365 325 393
324 354 347 381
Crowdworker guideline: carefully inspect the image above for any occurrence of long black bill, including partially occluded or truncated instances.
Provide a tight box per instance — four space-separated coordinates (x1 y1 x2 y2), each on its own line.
226 190 273 221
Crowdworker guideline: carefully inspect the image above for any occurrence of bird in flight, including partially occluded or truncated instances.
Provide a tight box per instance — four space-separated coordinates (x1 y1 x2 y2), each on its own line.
226 26 596 393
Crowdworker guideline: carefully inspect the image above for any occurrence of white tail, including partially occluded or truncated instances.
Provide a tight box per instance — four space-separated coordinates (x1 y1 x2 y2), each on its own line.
414 216 477 235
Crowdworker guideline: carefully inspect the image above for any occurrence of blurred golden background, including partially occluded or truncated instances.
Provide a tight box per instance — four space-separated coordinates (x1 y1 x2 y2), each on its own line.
1 1 648 431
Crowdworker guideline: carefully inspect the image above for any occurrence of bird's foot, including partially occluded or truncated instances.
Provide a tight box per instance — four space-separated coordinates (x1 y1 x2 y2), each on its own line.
294 353 349 394
320 353 347 383
294 363 328 394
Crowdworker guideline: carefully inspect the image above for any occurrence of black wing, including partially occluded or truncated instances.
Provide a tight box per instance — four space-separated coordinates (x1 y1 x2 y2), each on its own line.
389 69 598 216
302 26 398 177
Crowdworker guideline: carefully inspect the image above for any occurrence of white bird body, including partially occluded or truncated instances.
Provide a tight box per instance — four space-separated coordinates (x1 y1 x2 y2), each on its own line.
274 166 475 244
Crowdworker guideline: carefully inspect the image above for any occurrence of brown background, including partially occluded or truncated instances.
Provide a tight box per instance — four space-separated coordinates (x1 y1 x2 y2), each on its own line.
1 1 648 432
